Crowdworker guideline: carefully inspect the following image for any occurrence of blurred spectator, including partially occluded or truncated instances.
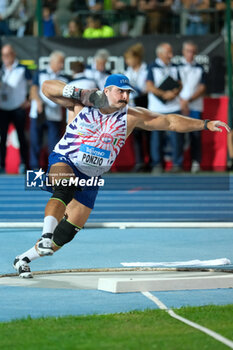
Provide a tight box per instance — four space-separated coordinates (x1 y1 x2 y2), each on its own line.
112 0 137 36
69 0 104 13
0 44 32 174
53 0 72 35
146 42 183 173
138 0 173 34
69 0 103 28
69 60 98 89
29 51 69 170
83 14 115 38
42 0 58 14
129 12 147 37
69 0 88 12
170 0 182 33
124 43 148 106
182 0 210 35
85 49 111 90
124 43 149 171
63 18 83 37
87 0 104 11
0 0 21 35
42 6 58 37
8 0 36 37
178 41 206 173
65 61 98 123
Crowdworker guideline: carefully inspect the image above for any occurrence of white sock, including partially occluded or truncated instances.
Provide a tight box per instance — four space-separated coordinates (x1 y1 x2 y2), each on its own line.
19 246 40 262
42 216 58 236
18 217 58 263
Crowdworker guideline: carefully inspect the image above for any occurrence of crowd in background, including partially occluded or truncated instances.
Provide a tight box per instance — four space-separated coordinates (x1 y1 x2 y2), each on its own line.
0 0 232 38
0 39 210 174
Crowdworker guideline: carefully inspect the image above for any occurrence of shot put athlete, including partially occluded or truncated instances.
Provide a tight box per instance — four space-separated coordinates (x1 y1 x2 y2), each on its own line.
13 74 230 278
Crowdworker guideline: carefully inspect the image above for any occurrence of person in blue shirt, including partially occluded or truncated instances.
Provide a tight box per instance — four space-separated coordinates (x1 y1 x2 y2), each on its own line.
42 6 57 37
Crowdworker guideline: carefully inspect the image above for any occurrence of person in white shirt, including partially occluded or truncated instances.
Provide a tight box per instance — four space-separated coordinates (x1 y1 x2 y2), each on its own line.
84 49 111 91
178 41 206 173
29 51 69 170
0 44 32 174
146 42 183 173
0 0 20 35
69 60 98 90
124 43 149 172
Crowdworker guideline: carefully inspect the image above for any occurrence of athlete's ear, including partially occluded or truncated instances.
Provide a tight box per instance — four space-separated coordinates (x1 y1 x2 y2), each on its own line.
104 87 109 95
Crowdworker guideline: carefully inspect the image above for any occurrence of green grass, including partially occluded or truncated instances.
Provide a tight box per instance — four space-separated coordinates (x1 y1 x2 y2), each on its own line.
0 305 233 350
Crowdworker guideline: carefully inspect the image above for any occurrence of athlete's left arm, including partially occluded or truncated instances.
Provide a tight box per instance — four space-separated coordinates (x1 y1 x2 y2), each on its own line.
130 107 231 133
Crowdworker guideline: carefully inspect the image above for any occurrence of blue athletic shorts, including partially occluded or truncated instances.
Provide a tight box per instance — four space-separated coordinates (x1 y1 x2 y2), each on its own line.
44 151 99 209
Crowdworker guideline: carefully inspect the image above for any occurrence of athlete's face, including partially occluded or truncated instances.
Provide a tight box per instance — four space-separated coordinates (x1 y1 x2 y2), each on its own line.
104 86 131 108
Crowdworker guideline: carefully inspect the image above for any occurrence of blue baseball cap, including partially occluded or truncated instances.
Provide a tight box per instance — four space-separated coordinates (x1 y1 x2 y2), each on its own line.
104 74 135 91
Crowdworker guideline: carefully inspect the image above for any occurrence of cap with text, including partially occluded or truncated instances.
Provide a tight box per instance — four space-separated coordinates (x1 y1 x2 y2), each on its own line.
104 74 135 91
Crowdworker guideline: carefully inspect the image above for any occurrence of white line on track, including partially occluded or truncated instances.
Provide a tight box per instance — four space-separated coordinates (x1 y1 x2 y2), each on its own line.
1 221 233 228
2 203 233 208
0 190 232 195
1 198 233 203
2 195 233 200
1 210 233 215
142 291 233 349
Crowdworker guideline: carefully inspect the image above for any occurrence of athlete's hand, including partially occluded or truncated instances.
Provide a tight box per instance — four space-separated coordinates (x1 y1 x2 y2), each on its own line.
206 120 231 133
80 89 108 108
63 85 108 108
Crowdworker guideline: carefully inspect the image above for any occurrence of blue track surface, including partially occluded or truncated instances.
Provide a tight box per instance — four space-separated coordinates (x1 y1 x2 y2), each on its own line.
1 226 233 321
0 173 232 222
0 174 233 322
1 227 233 273
2 287 233 322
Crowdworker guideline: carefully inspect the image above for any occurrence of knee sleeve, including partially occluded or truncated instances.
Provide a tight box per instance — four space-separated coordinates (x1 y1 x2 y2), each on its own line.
51 183 77 207
53 218 81 247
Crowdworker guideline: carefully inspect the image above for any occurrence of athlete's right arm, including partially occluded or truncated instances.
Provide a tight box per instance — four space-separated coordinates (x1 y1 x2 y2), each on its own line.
42 80 108 109
42 80 80 108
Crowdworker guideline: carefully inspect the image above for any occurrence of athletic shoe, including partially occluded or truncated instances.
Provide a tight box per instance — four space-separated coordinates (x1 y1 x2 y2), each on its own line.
13 257 33 278
35 237 54 256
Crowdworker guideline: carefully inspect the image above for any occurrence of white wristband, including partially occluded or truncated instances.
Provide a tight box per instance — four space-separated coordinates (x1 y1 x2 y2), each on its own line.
62 85 75 98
